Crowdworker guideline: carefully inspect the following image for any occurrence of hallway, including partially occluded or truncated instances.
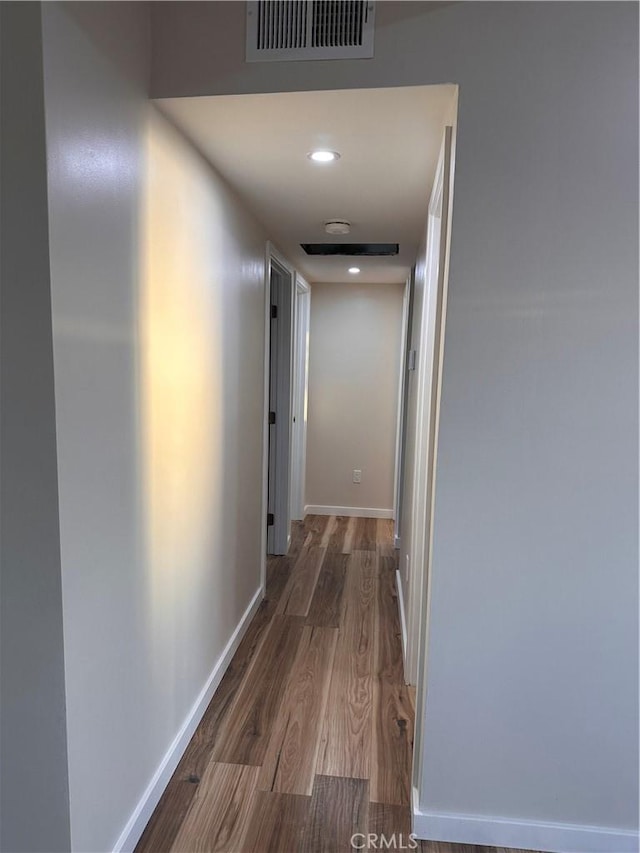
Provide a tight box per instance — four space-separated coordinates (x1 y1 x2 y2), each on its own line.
135 516 524 853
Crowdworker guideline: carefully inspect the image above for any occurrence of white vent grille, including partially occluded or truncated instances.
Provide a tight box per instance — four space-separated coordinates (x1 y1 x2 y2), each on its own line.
246 1 375 62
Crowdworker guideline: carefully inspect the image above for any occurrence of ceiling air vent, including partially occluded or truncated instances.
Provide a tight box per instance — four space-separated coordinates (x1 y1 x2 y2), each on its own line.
301 243 399 256
246 1 375 62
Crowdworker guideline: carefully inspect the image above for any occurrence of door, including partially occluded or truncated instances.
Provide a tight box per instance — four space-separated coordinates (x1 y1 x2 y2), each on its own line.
266 255 294 555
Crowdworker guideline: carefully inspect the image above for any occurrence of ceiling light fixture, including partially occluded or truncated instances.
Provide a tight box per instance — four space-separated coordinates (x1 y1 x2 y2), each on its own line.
308 149 340 163
325 220 351 235
348 267 361 274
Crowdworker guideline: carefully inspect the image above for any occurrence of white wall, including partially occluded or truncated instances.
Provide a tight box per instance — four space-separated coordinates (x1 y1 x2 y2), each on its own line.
41 4 268 850
0 6 71 850
150 2 639 848
306 282 404 515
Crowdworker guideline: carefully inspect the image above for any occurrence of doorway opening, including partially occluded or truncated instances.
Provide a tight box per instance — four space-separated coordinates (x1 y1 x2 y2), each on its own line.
264 245 295 557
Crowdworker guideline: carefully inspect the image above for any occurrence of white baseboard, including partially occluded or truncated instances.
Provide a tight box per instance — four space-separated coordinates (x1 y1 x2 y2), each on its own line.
113 587 264 853
412 787 638 853
304 504 393 519
395 569 408 675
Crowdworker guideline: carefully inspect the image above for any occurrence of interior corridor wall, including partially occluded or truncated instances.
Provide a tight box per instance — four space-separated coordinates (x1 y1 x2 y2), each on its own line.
150 1 639 846
306 282 404 515
41 4 268 849
0 5 71 850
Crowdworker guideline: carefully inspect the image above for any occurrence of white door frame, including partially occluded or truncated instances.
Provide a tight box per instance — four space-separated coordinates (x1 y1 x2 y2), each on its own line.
406 209 441 684
260 243 295 582
407 125 454 684
290 274 310 520
393 275 413 550
411 126 454 790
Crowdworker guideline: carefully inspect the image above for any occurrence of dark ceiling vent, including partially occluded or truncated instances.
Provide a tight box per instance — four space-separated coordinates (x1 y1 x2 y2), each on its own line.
246 1 375 62
301 243 399 256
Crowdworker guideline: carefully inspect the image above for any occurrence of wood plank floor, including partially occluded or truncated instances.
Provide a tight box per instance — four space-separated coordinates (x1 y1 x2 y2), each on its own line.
136 516 531 853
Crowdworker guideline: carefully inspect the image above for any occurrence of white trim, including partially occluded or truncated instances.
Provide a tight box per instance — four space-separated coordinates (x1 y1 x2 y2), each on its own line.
407 128 452 689
290 274 310 521
304 504 393 519
396 569 408 675
268 241 295 281
260 243 271 593
113 587 263 853
413 125 455 792
393 277 412 544
411 790 638 853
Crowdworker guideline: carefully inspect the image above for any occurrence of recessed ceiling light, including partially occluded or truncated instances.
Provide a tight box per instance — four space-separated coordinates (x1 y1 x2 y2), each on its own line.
308 150 340 163
348 267 361 274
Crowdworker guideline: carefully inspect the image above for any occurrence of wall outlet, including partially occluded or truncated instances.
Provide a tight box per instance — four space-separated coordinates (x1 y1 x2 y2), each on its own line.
352 469 362 484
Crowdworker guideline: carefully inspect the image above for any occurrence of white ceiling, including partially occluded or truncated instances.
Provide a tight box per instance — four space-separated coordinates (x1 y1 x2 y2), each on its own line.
158 85 456 284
